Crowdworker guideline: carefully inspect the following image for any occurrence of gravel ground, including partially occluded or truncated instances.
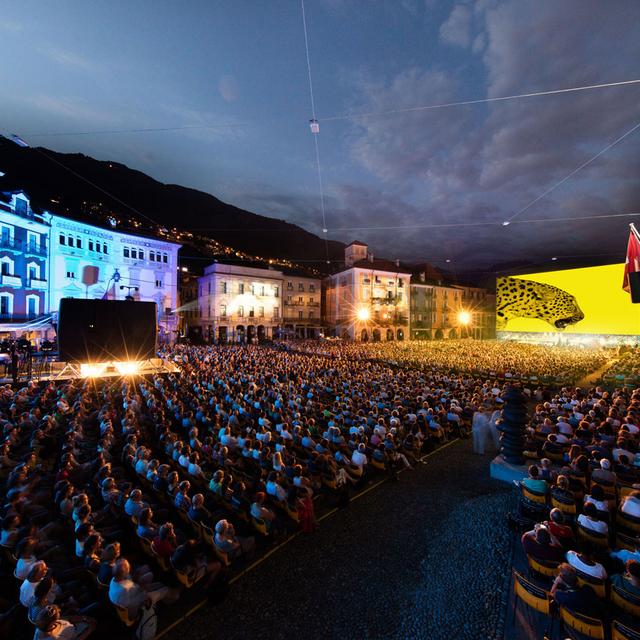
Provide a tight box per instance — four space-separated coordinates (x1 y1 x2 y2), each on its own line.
164 440 515 640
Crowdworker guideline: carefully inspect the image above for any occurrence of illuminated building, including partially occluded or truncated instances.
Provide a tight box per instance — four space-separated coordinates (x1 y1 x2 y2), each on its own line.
194 263 322 342
0 191 50 333
323 241 411 341
0 189 182 342
48 215 181 342
410 268 495 339
282 272 322 338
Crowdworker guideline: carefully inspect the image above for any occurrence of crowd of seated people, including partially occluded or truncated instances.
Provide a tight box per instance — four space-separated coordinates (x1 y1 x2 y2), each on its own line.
1 342 506 638
516 383 640 632
277 339 612 383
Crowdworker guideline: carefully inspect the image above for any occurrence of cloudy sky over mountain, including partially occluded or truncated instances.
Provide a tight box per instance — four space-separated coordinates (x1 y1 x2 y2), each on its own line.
1 0 639 271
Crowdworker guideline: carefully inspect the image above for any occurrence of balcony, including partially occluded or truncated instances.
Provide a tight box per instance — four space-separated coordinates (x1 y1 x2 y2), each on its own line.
0 238 20 253
1 274 22 288
25 243 47 257
27 278 47 290
0 313 41 323
307 301 320 307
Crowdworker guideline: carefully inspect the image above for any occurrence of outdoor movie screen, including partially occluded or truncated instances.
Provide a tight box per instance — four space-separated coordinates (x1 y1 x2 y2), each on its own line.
496 263 640 336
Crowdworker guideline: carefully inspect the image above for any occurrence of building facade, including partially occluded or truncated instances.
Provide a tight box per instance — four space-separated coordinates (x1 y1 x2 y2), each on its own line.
196 263 283 342
410 270 495 340
0 192 49 328
193 263 322 342
324 242 411 341
282 273 322 338
48 215 181 341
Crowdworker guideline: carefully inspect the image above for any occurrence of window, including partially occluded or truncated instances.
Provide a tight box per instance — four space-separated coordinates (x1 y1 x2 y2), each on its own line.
27 264 39 281
89 241 94 251
150 251 155 261
26 296 38 317
0 294 10 316
238 305 244 317
274 286 279 298
309 297 313 302
68 237 74 248
59 234 66 246
309 284 315 292
287 282 293 290
260 285 265 296
66 270 75 279
298 296 303 303
287 296 292 303
273 307 279 319
239 283 244 294
162 253 168 263
123 248 130 258
96 243 101 253
155 279 163 288
249 307 255 317
1 262 9 275
259 306 264 317
27 232 39 251
220 304 227 317
76 238 82 249
103 244 108 255
138 250 144 260
298 283 304 291
221 281 227 294
298 311 303 319
309 311 314 319
208 282 211 295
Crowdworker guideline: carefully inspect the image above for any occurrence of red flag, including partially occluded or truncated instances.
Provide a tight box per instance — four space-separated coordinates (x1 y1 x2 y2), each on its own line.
622 224 640 293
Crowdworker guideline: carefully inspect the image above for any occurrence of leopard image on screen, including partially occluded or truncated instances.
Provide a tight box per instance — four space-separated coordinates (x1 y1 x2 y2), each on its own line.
496 276 585 331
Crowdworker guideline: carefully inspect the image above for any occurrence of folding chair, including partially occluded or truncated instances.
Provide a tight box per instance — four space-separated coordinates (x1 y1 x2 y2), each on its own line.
612 619 640 640
559 607 605 640
611 583 640 618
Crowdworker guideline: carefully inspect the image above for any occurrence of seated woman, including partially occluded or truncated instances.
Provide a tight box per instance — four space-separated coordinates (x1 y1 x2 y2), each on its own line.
583 484 611 522
33 603 96 640
209 470 224 496
214 519 255 560
171 539 221 587
174 481 192 511
550 475 575 503
250 492 278 530
543 509 575 549
152 524 178 565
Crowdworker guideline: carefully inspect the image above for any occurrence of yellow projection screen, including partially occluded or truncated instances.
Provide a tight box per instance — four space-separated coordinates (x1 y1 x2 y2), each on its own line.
496 264 640 337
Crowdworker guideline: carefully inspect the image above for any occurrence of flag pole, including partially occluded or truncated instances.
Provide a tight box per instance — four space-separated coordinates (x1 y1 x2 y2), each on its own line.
630 223 640 243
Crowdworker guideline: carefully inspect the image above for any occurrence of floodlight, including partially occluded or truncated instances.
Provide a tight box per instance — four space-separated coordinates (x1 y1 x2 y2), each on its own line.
458 310 472 326
356 307 370 321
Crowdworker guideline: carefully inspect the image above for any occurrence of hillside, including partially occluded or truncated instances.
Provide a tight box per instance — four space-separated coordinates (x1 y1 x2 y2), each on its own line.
0 136 344 273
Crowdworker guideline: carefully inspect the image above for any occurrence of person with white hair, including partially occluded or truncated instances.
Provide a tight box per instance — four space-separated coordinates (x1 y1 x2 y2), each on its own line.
351 443 368 469
591 458 617 486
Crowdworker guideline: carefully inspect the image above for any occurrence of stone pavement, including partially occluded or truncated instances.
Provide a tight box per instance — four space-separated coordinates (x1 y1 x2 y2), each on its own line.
164 440 515 640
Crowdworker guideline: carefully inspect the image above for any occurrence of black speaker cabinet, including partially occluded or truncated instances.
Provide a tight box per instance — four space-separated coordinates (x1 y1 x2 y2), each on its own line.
58 299 157 362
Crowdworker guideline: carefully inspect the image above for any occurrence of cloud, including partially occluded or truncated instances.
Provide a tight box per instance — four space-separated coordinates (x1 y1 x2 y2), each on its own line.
39 46 96 72
439 4 472 48
218 75 239 103
332 0 640 267
0 19 23 32
25 95 120 124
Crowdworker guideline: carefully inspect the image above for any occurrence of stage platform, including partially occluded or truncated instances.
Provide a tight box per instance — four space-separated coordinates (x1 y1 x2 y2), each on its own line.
0 357 180 384
490 455 529 485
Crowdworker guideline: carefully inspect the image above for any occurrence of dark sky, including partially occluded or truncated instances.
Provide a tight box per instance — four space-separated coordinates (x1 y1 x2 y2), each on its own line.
1 0 639 270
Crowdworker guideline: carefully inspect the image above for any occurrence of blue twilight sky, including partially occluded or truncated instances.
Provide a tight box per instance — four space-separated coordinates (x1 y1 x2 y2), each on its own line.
1 0 639 269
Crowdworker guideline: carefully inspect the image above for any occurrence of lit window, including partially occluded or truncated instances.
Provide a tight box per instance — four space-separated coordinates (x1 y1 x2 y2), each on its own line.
238 305 244 317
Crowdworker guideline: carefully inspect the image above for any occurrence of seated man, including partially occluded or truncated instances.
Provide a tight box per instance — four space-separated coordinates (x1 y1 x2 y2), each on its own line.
521 524 564 563
611 559 640 597
124 490 148 520
171 539 221 587
577 502 608 536
109 558 179 620
566 549 607 580
188 493 212 526
522 465 548 494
